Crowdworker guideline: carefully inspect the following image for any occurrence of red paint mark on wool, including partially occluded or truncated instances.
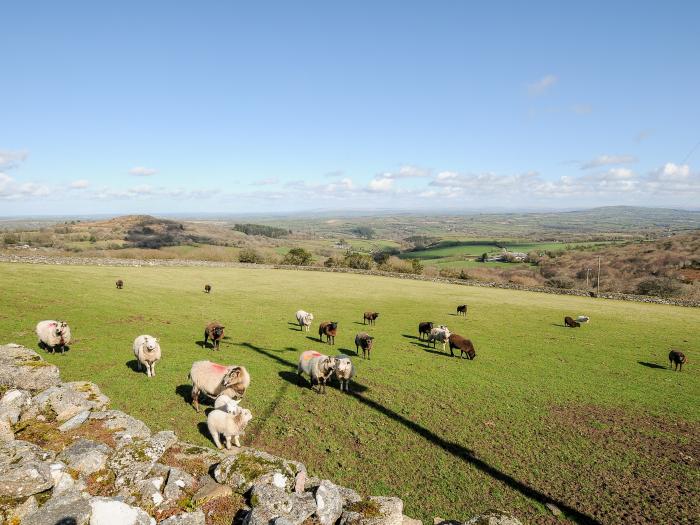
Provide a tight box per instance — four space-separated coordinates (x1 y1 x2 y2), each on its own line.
210 363 228 372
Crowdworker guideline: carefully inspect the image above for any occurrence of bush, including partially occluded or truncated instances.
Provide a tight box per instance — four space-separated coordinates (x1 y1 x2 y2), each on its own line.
636 277 681 297
233 224 289 238
343 252 373 270
3 233 19 245
282 248 313 266
546 277 575 289
238 247 265 264
352 226 375 239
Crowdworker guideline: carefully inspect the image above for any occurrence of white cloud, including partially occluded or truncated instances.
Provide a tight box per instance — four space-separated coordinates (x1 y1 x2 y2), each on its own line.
129 166 158 176
652 163 690 181
0 173 51 200
378 165 431 180
528 74 558 96
69 179 90 189
0 150 29 170
367 178 394 192
581 154 637 170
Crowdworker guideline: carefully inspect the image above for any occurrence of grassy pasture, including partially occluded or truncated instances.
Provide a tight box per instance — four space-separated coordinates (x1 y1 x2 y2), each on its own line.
402 240 616 261
0 263 698 524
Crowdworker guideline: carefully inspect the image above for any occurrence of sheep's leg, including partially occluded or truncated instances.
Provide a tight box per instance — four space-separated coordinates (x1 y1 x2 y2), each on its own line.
212 432 222 449
225 435 232 449
151 363 156 377
192 388 200 412
234 435 241 447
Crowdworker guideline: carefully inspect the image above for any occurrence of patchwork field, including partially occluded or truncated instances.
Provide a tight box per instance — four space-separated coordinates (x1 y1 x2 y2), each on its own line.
0 262 698 524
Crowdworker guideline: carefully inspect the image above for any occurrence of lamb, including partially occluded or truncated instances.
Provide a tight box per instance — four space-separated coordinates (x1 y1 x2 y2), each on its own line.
296 310 314 332
318 321 338 345
576 316 590 323
204 284 212 293
668 350 687 371
334 354 355 392
418 322 434 340
132 335 161 378
35 320 71 354
115 279 124 289
355 332 374 360
363 312 379 325
214 394 241 413
204 322 225 350
189 361 251 412
448 333 476 359
428 325 451 352
564 316 580 328
457 305 468 316
207 406 252 449
297 350 337 393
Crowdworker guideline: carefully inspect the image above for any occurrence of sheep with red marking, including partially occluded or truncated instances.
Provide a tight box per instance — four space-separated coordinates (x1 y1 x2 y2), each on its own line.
36 320 72 354
448 334 476 359
318 321 338 345
188 360 250 412
297 350 337 393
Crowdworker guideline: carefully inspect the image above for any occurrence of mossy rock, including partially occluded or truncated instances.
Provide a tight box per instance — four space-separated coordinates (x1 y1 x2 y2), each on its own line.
213 449 305 494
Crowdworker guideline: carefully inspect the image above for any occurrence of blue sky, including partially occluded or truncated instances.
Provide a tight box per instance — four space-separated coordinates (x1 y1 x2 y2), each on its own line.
1 1 699 215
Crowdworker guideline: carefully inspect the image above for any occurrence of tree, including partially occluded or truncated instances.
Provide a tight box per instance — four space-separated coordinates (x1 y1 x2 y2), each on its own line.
344 252 373 270
410 258 424 274
352 226 375 239
238 247 265 264
480 253 488 262
282 248 313 266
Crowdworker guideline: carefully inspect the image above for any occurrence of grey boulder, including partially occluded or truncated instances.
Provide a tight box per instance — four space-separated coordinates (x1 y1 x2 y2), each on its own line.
58 438 112 475
0 344 61 392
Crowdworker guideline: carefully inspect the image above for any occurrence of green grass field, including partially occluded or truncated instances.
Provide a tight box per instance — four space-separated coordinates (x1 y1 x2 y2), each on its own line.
0 263 698 524
402 240 615 261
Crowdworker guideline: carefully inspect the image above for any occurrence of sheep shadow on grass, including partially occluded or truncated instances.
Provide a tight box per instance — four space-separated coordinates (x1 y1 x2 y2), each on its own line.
402 334 421 340
175 384 197 408
638 361 667 370
125 359 143 374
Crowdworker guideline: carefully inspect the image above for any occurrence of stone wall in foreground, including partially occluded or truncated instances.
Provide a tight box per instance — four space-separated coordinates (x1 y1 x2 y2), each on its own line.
1 253 697 308
0 344 522 525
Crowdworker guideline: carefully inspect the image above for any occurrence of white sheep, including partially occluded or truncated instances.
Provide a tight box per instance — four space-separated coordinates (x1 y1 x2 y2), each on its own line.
576 316 590 324
428 325 451 352
295 310 314 332
207 406 252 449
297 350 337 393
214 394 241 413
334 354 355 392
35 320 72 354
132 335 162 378
189 360 251 412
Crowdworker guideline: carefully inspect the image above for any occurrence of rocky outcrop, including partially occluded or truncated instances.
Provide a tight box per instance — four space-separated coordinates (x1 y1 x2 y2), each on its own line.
0 344 522 525
0 343 61 392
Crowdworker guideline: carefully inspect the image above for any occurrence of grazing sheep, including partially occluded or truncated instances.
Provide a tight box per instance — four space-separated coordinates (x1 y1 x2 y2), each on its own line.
457 305 468 316
204 322 225 350
363 312 379 325
355 332 374 360
318 321 338 345
448 334 476 359
418 322 434 340
428 325 451 352
576 315 590 323
297 350 337 393
207 406 252 449
669 350 687 371
295 310 314 332
334 354 355 392
35 320 71 354
132 335 161 378
204 284 212 293
564 316 580 328
115 279 124 289
189 361 251 412
214 394 241 413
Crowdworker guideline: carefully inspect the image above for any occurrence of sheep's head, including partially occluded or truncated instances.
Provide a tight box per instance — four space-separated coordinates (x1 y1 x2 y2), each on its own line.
55 321 68 336
234 408 253 430
212 326 225 338
145 337 158 351
223 366 250 398
374 313 379 318
323 356 338 373
364 337 374 350
330 322 338 330
224 398 241 413
335 359 352 377
466 348 476 360
306 313 314 321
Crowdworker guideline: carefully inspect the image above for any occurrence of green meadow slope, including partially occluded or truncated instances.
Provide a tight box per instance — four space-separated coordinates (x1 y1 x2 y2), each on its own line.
0 263 698 524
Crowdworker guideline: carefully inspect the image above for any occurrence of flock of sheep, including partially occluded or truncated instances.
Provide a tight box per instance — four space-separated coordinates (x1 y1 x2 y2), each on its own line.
30 280 690 450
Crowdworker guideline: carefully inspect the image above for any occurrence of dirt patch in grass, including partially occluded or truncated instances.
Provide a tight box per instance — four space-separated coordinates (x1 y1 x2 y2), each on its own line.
542 404 700 524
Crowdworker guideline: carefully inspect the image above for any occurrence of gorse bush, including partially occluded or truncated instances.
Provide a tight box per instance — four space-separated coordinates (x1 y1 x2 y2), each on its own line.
282 248 313 266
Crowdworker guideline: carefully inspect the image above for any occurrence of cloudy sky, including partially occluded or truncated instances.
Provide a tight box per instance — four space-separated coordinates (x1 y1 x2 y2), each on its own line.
1 1 699 215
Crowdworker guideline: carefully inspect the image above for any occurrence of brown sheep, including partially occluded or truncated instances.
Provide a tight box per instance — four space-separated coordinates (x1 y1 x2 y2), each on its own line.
418 322 434 340
564 316 580 328
363 312 379 325
448 334 476 359
355 332 374 359
204 284 212 293
318 321 338 345
457 305 467 316
669 350 687 371
115 279 124 289
204 322 225 350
